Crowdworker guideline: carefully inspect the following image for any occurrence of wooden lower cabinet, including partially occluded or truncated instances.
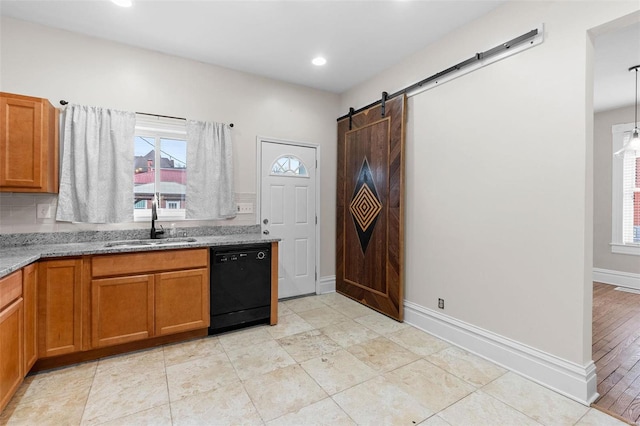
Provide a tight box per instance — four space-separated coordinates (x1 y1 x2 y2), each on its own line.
38 258 83 358
91 275 155 348
0 298 23 412
155 268 209 336
90 249 210 348
22 263 37 372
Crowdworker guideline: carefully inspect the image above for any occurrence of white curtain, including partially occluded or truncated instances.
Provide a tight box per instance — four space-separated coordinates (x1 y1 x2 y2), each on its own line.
56 104 136 223
186 120 236 219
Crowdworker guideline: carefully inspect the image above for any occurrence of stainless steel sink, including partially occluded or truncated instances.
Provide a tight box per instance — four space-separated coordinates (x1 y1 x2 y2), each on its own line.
152 237 197 245
104 237 196 248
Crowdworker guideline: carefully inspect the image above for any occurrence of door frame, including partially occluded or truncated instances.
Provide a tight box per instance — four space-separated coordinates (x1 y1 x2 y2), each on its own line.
256 135 321 295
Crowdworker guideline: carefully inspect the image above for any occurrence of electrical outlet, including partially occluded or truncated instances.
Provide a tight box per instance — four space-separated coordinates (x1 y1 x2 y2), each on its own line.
37 204 52 219
237 203 253 214
438 298 445 309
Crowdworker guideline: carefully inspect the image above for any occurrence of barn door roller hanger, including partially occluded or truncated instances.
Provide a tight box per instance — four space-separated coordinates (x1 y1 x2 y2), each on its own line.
339 25 544 122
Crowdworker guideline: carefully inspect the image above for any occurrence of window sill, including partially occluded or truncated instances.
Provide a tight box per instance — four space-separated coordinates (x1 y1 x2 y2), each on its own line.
611 243 640 256
133 210 186 222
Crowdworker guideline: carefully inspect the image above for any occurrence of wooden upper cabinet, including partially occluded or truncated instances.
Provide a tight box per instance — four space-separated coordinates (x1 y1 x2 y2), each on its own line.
0 92 59 193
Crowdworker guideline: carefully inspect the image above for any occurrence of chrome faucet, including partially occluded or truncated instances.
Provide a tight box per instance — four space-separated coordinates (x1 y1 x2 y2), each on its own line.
150 192 164 239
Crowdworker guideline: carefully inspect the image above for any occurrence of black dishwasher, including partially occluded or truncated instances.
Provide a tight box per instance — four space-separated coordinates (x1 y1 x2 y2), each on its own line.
209 244 271 334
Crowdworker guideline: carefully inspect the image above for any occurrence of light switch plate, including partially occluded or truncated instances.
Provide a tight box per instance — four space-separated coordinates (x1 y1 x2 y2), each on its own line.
237 203 253 214
37 204 52 219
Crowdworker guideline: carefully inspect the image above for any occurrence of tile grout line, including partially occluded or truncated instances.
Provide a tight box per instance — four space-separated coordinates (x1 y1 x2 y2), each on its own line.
161 345 175 426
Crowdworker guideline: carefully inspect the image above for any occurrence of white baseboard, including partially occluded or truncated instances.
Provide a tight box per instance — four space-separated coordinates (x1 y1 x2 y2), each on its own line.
593 268 640 290
404 301 598 405
318 275 336 294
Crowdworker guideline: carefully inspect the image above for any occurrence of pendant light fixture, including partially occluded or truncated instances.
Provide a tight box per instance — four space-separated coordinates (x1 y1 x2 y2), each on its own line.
615 65 640 157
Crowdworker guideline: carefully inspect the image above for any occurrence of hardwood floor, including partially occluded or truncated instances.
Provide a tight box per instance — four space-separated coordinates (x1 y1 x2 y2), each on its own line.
593 282 640 424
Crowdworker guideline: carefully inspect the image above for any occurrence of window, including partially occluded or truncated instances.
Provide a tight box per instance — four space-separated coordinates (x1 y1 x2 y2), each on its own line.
271 155 308 177
134 115 187 221
611 123 640 255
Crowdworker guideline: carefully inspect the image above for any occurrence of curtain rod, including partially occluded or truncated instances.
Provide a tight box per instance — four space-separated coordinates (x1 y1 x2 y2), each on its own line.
59 100 234 127
337 28 539 122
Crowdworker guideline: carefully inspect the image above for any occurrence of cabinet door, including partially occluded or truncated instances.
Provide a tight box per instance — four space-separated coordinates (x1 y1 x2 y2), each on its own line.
91 275 154 348
0 92 58 193
38 259 82 358
0 95 43 189
0 298 23 412
23 263 37 372
155 269 209 336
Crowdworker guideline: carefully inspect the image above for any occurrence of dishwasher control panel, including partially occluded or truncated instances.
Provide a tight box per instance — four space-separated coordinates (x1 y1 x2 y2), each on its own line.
214 250 269 264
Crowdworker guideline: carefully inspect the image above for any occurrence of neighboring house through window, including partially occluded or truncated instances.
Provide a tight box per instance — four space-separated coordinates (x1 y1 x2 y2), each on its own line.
134 115 187 221
611 122 640 255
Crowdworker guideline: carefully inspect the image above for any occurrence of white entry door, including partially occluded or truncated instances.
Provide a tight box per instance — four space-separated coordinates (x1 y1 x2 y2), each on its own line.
260 140 317 299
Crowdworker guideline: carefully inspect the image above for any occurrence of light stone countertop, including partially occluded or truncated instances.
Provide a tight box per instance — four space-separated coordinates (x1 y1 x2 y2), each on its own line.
0 233 278 279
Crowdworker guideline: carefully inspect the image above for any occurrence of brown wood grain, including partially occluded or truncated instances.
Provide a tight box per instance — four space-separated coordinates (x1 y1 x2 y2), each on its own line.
37 258 83 358
155 268 209 336
91 248 208 278
336 95 406 321
0 270 22 311
593 282 640 424
270 241 279 325
0 298 24 412
91 274 155 348
0 92 58 193
22 263 37 373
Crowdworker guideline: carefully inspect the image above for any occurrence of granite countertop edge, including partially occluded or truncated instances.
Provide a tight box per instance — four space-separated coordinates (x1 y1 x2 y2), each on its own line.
0 234 279 279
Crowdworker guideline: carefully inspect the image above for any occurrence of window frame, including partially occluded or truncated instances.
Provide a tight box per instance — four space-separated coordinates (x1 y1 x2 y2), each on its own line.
134 115 187 222
611 122 640 256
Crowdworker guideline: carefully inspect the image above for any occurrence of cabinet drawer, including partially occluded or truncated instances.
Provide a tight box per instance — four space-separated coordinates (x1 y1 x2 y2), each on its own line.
0 270 23 311
92 248 208 278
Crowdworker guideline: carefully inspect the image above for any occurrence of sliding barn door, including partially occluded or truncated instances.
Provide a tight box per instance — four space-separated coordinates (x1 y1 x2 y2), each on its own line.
336 95 406 321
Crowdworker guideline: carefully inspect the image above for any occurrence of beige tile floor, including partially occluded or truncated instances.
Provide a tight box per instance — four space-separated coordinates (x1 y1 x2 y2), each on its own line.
0 292 627 425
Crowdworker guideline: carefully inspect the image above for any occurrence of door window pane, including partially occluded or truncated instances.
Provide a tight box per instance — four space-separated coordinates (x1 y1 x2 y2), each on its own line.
271 155 308 177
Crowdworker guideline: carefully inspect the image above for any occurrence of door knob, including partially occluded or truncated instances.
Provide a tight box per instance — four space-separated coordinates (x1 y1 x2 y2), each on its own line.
263 218 269 225
263 230 270 235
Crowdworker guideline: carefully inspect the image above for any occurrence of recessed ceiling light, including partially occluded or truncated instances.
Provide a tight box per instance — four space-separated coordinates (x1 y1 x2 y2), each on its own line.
312 57 327 66
111 0 132 7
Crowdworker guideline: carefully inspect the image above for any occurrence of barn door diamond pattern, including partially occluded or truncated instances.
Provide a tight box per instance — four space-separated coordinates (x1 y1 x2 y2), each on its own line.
349 158 382 253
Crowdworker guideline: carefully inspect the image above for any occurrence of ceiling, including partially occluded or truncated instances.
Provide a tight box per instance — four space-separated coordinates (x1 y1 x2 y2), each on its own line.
593 21 640 113
0 0 504 93
0 1 638 111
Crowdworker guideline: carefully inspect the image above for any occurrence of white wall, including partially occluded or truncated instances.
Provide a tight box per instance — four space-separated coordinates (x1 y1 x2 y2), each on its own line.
339 0 638 400
0 17 339 276
594 105 640 273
